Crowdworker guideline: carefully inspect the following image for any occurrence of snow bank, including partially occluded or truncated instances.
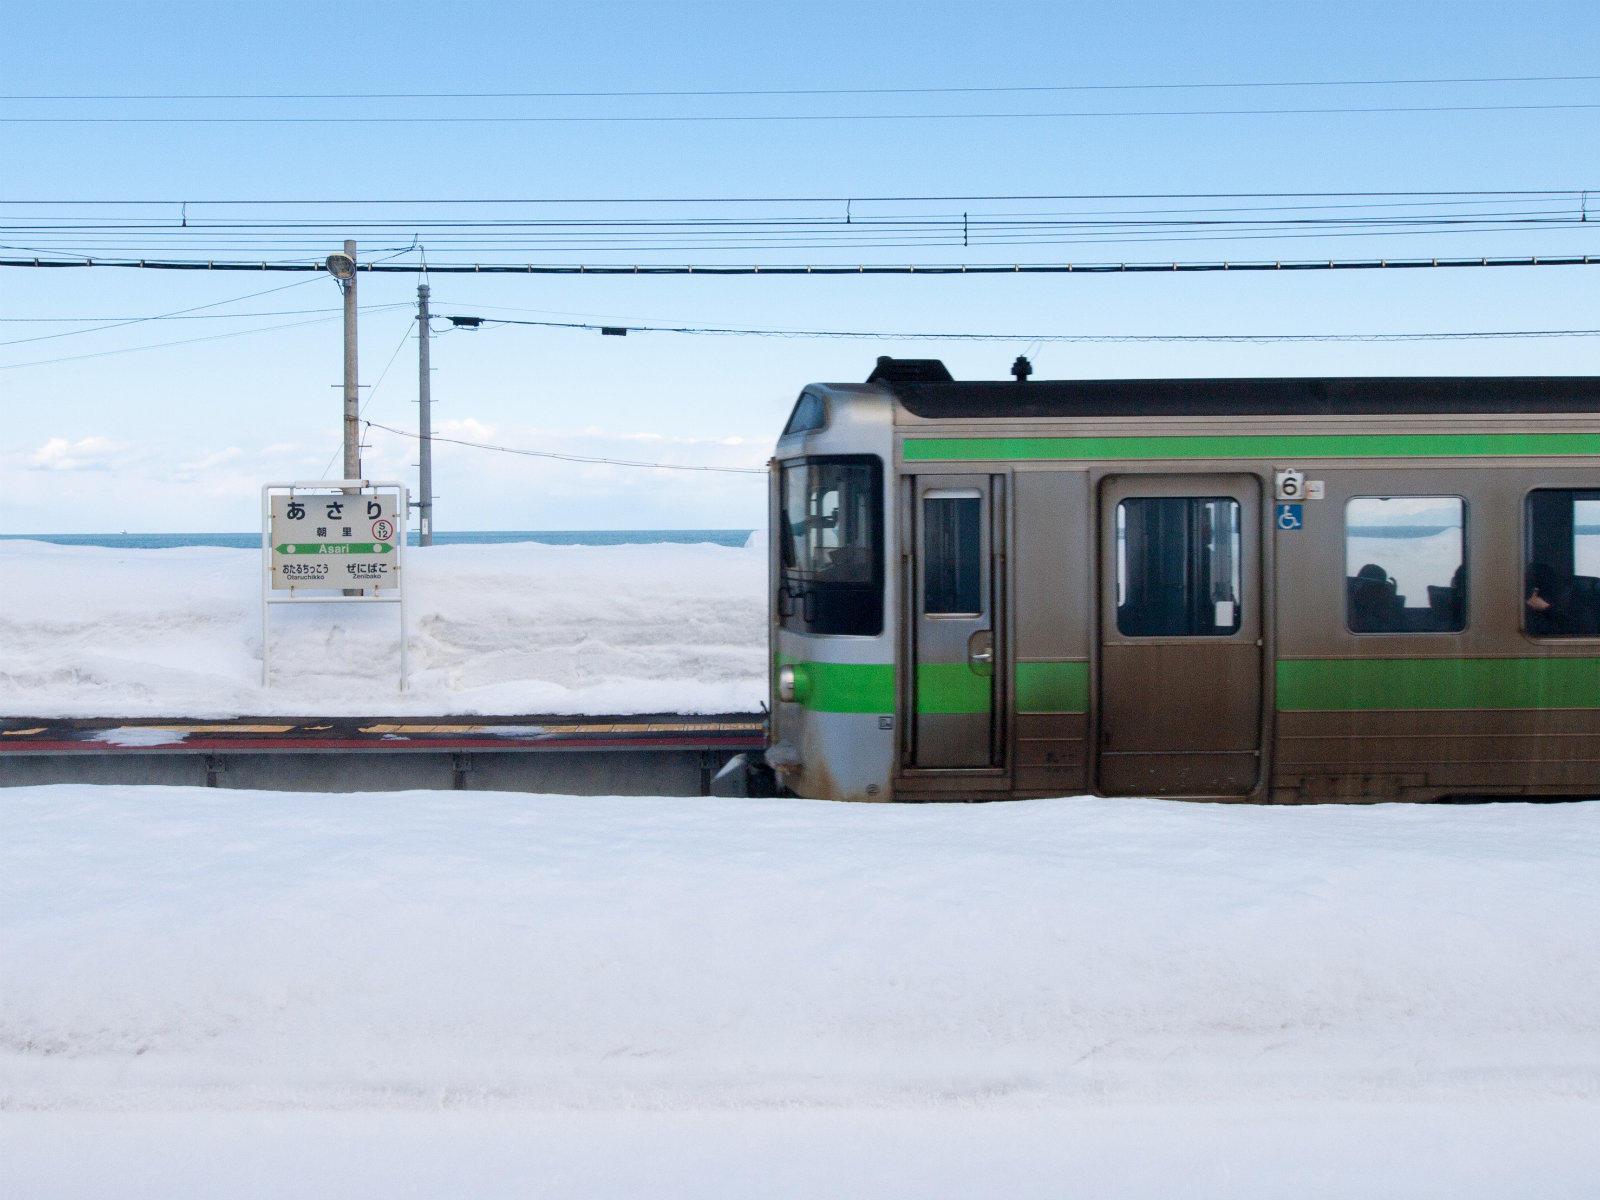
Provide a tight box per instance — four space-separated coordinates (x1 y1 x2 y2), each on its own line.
8 1104 1599 1200
5 787 1598 1114
0 540 766 717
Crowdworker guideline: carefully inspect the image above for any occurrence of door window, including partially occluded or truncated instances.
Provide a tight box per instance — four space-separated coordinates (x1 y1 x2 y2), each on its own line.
923 490 982 615
1115 497 1242 636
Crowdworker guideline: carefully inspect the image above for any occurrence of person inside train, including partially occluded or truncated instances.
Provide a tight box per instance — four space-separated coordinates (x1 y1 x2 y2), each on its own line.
1525 561 1581 636
1425 563 1467 630
1348 562 1402 632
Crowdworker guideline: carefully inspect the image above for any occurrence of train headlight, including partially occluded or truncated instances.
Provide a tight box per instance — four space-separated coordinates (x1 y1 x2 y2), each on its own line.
777 664 810 703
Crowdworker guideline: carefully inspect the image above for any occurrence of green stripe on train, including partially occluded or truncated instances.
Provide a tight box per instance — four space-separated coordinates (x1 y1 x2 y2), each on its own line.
904 432 1600 462
775 655 895 713
915 663 992 715
1277 657 1600 711
775 656 1089 715
1016 660 1089 713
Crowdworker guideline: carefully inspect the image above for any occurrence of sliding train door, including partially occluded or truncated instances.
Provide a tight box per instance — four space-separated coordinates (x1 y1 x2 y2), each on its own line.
1097 474 1263 796
907 474 1003 771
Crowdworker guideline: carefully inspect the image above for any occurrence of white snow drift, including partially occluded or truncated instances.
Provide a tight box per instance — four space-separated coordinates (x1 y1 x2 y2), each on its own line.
0 539 767 716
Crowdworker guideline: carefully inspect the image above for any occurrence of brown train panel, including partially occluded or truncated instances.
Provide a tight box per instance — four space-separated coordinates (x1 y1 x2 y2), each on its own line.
1015 713 1088 764
1275 709 1600 795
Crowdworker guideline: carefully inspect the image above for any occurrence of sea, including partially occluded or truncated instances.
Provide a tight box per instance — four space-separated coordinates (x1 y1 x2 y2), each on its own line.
0 530 755 550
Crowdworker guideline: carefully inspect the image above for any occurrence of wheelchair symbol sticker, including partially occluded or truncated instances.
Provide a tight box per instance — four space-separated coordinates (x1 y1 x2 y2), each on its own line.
1277 503 1303 531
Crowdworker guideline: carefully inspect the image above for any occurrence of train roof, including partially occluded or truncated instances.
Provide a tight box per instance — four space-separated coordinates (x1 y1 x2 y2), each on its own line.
856 358 1600 418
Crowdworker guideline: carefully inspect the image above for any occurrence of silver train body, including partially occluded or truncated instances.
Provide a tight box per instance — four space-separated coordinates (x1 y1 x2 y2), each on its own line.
739 358 1600 804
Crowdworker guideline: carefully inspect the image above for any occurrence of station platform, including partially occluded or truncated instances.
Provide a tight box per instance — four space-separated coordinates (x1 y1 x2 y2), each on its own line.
0 714 767 795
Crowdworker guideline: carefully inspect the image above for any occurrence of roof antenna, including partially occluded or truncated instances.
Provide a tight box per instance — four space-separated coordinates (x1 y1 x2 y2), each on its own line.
1011 355 1033 382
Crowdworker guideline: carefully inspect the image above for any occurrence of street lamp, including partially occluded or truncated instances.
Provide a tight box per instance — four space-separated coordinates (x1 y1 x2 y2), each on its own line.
325 242 359 482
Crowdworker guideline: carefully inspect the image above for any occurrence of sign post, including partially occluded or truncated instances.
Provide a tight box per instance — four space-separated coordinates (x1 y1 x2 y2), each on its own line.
262 480 409 689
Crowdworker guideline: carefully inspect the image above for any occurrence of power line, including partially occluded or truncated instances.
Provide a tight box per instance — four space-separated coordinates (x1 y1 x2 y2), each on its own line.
5 211 1582 232
9 225 1587 260
0 302 410 347
6 74 1596 100
0 312 344 369
363 419 766 475
3 253 1595 274
10 103 1600 124
0 276 326 348
445 314 1600 343
3 190 1586 205
0 305 398 323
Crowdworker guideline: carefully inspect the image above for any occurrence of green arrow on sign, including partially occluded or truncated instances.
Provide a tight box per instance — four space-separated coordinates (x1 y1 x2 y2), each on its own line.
275 542 394 555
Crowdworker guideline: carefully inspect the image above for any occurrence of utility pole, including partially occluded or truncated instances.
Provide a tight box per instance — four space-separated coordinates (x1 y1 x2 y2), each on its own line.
416 282 434 545
341 239 360 482
322 241 361 596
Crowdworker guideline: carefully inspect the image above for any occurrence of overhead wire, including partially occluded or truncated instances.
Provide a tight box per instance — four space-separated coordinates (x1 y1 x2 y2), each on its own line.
0 275 326 348
10 102 1600 124
441 314 1600 343
4 209 1583 232
0 311 346 369
7 73 1596 100
4 254 1594 274
362 419 766 476
4 192 1592 263
0 304 404 323
4 190 1587 204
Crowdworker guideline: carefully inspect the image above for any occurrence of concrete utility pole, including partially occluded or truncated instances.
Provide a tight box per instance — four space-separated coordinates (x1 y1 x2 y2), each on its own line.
416 282 434 545
341 239 360 481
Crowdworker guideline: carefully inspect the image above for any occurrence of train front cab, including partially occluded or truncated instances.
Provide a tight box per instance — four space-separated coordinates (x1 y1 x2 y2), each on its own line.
768 384 900 802
766 372 1600 804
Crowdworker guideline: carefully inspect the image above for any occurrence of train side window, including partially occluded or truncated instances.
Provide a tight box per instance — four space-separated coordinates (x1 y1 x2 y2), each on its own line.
1345 497 1465 634
777 456 883 636
1115 497 1242 636
923 490 982 615
1523 489 1600 638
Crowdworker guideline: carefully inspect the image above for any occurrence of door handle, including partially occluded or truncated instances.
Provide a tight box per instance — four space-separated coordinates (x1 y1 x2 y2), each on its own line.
967 630 995 676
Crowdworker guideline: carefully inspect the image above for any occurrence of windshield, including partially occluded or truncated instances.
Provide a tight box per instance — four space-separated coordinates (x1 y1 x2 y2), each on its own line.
778 457 882 636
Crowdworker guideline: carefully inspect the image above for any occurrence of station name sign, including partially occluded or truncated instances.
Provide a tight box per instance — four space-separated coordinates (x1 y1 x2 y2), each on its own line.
267 485 403 591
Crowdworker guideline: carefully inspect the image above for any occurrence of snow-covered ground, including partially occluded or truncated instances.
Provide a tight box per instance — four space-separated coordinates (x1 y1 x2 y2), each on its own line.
4 786 1598 1197
0 539 767 717
5 538 1599 1195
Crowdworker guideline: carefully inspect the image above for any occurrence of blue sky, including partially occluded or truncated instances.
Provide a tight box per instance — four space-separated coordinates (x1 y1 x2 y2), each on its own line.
2 0 1596 532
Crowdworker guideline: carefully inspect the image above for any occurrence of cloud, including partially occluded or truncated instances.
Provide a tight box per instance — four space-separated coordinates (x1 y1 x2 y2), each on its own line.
435 417 496 440
25 436 130 472
179 446 245 473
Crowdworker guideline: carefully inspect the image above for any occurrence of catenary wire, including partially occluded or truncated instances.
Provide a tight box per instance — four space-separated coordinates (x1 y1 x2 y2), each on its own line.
443 315 1600 343
363 420 766 475
10 103 1600 124
0 304 406 323
7 74 1597 100
0 312 344 369
2 254 1594 273
0 275 326 348
3 190 1586 204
